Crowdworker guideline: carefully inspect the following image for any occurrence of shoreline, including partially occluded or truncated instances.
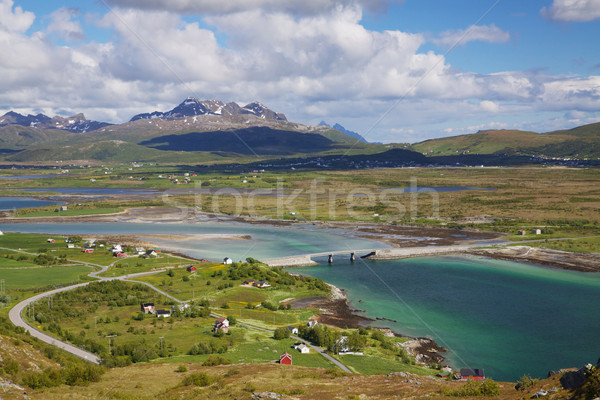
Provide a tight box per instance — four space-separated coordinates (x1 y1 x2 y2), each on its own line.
3 207 600 369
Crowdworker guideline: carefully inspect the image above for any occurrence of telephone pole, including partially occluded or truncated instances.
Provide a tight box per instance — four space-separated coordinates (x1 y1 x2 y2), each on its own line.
106 335 117 356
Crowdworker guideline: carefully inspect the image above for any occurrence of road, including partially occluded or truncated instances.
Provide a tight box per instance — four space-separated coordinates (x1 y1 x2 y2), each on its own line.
7 249 356 372
6 254 159 365
8 282 100 363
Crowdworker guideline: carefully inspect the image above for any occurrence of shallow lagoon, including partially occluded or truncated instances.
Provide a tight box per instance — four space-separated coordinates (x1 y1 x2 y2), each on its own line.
0 197 64 211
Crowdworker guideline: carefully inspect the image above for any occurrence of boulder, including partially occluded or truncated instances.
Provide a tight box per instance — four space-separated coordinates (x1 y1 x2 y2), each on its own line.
560 365 592 389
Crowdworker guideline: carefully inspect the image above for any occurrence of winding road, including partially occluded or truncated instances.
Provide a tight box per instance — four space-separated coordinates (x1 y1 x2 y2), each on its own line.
7 249 354 372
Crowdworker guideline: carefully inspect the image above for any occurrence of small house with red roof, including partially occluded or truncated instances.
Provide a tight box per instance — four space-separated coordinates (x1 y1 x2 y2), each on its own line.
186 265 197 272
214 317 229 333
460 368 485 381
279 352 292 365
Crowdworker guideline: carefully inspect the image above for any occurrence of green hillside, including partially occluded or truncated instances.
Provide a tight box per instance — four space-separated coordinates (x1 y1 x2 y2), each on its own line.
0 125 74 149
411 122 600 158
3 140 228 163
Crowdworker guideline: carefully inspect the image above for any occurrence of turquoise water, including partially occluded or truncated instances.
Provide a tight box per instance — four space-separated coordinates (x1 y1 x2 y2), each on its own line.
0 222 387 261
295 255 600 381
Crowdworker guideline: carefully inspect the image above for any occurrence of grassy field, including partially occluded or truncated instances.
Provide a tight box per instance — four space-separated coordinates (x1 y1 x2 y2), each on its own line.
0 265 93 290
338 354 431 375
134 266 327 328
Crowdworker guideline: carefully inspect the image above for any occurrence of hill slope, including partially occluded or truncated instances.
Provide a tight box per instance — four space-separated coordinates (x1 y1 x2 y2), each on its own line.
412 122 600 158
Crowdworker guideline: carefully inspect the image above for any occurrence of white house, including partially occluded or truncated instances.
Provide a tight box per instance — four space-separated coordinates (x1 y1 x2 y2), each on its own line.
307 320 318 328
223 257 233 265
111 244 123 253
294 343 310 354
287 326 299 335
532 229 542 235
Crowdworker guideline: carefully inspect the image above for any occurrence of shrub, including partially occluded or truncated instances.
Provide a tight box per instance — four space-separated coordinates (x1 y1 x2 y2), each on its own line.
202 355 231 366
273 327 291 340
182 372 214 387
515 374 539 391
442 379 500 397
176 365 188 373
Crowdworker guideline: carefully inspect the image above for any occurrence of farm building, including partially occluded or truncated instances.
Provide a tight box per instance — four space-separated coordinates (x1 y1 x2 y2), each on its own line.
460 368 485 381
156 309 172 318
214 317 229 333
141 303 155 314
287 326 299 335
279 352 293 365
294 343 310 354
223 257 233 265
186 265 197 272
82 248 94 253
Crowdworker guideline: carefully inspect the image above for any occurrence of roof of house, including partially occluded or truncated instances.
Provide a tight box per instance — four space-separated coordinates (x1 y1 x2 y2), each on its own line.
156 309 171 314
141 303 155 307
217 317 228 323
460 368 485 377
280 352 292 360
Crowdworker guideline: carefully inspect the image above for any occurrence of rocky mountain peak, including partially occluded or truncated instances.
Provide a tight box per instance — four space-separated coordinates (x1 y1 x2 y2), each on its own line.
130 98 287 122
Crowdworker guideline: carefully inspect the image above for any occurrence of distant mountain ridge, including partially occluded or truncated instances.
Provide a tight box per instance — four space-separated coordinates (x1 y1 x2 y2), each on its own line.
130 97 287 122
319 121 367 143
0 111 111 133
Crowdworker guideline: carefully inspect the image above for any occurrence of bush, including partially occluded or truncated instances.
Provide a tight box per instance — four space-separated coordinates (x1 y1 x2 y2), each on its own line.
443 379 500 397
176 365 188 373
202 355 231 366
515 374 539 391
273 327 291 340
182 372 214 387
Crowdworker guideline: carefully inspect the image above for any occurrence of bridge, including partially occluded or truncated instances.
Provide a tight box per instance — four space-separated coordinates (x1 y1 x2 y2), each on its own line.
262 244 481 267
262 249 378 267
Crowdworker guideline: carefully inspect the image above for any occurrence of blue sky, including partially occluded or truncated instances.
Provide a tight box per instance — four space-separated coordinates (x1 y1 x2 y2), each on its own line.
1 0 599 143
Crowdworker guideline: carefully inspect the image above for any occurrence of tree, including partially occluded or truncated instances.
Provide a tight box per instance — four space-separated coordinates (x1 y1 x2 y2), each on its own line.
346 331 367 351
273 327 290 340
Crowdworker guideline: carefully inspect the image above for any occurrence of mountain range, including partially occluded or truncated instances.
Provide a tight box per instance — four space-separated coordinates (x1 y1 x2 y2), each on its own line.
0 111 111 133
0 98 375 162
0 97 598 163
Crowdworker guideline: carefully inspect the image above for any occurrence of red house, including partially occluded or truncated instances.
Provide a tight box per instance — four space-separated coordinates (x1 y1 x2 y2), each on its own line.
82 248 94 253
460 368 485 381
186 265 197 272
279 352 292 365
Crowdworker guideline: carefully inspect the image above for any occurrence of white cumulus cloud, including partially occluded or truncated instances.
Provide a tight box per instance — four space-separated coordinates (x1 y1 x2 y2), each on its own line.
104 0 400 15
433 24 510 48
541 0 600 22
47 7 86 41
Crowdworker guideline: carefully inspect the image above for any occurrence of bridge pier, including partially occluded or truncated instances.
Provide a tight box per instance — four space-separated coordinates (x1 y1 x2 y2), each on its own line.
350 252 355 262
328 254 333 263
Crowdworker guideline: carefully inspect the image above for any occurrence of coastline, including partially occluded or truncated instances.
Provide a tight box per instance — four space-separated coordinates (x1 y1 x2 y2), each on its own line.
289 282 448 365
4 206 600 369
